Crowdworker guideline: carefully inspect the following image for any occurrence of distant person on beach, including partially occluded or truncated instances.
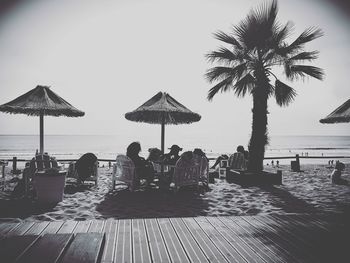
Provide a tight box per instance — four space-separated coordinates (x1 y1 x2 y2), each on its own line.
228 145 247 170
330 161 347 185
126 142 154 186
162 144 183 165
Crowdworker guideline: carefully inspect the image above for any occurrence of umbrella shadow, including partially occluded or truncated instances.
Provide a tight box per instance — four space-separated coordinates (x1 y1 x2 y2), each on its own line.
96 188 210 219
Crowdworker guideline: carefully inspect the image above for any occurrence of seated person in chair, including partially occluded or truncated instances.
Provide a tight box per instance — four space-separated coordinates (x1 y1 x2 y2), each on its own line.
331 161 347 185
75 153 98 183
127 142 154 187
228 145 247 170
162 144 183 165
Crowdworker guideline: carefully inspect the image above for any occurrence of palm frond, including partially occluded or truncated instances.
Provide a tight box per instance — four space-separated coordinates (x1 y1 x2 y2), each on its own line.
207 76 234 101
233 73 255 97
205 63 247 83
214 31 242 49
277 27 323 56
287 65 324 81
272 21 294 46
206 47 245 64
274 79 297 106
288 51 319 62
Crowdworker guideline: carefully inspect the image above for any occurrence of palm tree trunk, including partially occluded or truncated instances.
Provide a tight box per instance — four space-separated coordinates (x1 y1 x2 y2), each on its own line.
248 65 269 173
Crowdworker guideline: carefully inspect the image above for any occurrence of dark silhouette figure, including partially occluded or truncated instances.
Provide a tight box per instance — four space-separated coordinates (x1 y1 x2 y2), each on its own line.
162 144 183 165
75 153 97 182
126 142 154 186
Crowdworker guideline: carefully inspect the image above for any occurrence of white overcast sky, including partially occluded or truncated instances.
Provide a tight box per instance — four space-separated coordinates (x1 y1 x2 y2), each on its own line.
0 0 349 145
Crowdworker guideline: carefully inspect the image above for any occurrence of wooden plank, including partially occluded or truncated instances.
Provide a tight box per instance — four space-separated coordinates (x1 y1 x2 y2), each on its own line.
73 220 92 233
114 219 132 263
17 233 73 263
132 219 152 263
61 233 105 263
41 221 64 234
255 215 317 251
57 221 78 234
144 218 170 263
269 214 330 247
7 222 35 236
25 221 50 235
227 216 299 263
206 216 266 263
242 216 315 263
194 217 246 263
157 218 190 263
0 222 20 236
169 217 208 263
88 220 105 233
182 217 227 263
101 219 118 263
219 216 284 263
272 214 349 262
0 235 39 262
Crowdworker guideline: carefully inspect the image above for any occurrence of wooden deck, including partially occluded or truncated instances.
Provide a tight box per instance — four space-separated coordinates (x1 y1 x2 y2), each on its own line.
0 213 348 263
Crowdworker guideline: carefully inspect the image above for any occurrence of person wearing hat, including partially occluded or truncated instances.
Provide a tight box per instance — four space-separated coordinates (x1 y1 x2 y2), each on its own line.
162 144 183 165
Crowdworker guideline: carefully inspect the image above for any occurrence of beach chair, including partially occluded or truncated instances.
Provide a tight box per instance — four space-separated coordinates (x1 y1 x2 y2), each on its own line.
111 155 138 191
228 152 246 171
67 153 98 186
171 153 200 192
23 153 60 197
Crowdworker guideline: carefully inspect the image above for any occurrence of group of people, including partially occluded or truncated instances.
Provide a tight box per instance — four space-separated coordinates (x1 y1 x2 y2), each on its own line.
125 142 206 187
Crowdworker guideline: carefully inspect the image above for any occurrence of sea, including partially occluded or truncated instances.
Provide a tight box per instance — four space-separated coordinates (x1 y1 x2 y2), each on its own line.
0 135 349 165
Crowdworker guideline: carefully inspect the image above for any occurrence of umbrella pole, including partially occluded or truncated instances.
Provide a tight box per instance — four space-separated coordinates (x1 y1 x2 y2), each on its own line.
40 113 44 154
161 120 165 154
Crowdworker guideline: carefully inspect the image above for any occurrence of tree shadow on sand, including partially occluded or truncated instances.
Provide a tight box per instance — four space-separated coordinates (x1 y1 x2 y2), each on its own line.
260 185 322 214
96 188 210 219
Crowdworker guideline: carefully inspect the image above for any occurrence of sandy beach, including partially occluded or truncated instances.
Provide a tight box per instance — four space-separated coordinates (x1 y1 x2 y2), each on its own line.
0 162 349 222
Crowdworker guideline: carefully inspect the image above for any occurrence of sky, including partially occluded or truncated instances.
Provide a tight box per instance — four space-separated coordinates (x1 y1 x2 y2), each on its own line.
0 0 349 150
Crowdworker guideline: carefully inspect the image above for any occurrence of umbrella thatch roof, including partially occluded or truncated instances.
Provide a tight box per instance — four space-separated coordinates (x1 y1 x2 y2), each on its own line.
320 99 350 124
0 85 85 117
125 92 201 124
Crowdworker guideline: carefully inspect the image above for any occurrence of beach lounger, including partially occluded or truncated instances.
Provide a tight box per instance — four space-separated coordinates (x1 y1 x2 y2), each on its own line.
171 154 200 192
66 153 98 186
111 155 138 191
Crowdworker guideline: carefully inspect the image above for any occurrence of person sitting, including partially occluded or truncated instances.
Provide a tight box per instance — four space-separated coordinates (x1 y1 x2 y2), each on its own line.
210 154 229 170
331 161 347 185
126 142 154 187
75 153 97 183
162 144 183 165
193 148 208 161
228 145 247 170
147 147 162 162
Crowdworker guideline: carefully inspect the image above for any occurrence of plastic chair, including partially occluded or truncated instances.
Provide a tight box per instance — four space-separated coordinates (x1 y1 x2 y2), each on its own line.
171 153 200 192
111 155 138 191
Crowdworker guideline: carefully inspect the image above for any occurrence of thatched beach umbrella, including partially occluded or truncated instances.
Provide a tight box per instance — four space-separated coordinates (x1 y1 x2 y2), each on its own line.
0 85 85 153
125 92 201 153
320 99 350 124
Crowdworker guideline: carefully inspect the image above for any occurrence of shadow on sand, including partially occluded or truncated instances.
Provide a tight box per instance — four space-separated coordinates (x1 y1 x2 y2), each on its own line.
96 187 210 219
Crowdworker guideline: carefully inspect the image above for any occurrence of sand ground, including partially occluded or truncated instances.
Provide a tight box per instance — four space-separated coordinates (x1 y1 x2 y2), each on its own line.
0 162 349 222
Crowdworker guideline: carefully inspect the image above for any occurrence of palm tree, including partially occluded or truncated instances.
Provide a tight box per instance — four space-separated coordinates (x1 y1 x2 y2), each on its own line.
205 0 324 172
